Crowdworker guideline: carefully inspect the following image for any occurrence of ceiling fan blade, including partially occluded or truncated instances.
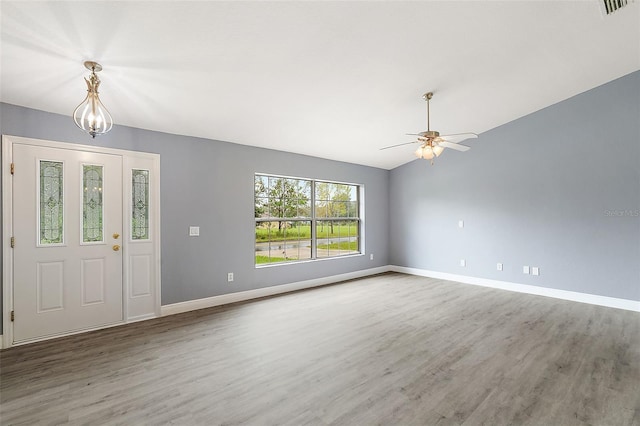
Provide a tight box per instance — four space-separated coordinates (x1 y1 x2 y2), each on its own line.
406 132 427 137
437 141 471 152
439 132 478 143
379 141 419 150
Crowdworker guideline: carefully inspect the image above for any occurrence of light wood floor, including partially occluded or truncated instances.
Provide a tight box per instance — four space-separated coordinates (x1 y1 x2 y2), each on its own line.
1 272 639 425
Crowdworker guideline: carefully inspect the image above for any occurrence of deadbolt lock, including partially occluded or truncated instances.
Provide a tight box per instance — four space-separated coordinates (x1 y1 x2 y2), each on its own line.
113 244 121 252
113 233 120 239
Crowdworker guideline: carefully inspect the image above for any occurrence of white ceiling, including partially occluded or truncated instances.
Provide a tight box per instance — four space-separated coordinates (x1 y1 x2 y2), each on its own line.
1 1 639 170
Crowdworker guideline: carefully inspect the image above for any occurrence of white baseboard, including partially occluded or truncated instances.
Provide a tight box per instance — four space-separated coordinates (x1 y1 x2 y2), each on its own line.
390 265 640 312
161 266 389 317
162 265 639 317
3 266 635 349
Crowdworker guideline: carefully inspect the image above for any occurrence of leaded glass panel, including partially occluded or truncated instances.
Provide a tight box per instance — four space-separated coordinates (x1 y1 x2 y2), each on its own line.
39 160 64 245
132 169 150 240
82 165 104 242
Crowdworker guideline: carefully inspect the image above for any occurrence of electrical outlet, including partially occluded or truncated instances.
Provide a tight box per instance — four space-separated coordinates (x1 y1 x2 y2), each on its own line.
460 259 466 267
370 253 374 260
458 220 464 228
189 226 200 236
523 266 530 274
227 272 234 282
497 263 503 271
532 267 540 276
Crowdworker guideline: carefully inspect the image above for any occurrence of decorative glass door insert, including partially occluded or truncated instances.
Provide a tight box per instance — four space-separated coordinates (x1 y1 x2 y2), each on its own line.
39 160 64 245
132 169 150 240
82 164 104 243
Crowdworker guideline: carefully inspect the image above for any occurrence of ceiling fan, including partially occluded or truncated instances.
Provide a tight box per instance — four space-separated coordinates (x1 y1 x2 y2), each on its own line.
381 92 478 164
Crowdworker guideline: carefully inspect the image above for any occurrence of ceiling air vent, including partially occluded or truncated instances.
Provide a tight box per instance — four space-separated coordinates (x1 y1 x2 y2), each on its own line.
601 0 632 15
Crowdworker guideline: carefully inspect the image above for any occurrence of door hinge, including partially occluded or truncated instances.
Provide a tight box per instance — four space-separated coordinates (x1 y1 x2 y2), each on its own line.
11 311 15 322
10 163 14 175
10 236 15 248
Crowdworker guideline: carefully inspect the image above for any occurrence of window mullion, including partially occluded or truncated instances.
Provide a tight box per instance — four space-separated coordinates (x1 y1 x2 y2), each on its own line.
311 180 317 259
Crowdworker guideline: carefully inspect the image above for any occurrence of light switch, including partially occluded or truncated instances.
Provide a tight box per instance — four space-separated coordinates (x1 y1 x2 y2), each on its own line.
497 263 503 271
523 266 530 274
189 226 200 236
458 220 464 228
460 259 466 267
532 267 540 276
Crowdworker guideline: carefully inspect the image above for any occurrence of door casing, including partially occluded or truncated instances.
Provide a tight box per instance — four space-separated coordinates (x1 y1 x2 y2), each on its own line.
2 135 161 348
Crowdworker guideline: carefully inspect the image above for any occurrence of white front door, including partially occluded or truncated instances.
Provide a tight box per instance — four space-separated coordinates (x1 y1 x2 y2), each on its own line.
12 144 124 343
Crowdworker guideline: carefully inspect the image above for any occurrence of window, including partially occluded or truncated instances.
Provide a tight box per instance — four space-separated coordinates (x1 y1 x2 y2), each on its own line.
315 182 359 259
255 174 361 265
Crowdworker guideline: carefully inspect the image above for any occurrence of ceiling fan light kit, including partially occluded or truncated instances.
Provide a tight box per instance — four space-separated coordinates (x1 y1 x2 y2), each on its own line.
73 61 113 138
415 143 444 160
381 91 477 165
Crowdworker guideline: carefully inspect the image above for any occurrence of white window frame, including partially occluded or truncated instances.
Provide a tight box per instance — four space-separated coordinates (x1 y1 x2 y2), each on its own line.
254 173 363 267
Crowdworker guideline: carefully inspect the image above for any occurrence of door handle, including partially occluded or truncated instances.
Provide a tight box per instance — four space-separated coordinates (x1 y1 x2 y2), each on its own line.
113 233 120 239
112 244 121 252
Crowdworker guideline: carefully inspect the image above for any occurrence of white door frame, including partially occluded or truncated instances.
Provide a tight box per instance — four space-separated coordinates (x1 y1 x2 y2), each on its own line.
2 135 161 348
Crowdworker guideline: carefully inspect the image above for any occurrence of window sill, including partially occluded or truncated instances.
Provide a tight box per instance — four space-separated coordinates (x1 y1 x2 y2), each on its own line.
255 252 364 269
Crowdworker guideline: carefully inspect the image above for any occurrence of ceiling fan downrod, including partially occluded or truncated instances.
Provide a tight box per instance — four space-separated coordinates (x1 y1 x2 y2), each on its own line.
423 92 433 132
422 92 439 139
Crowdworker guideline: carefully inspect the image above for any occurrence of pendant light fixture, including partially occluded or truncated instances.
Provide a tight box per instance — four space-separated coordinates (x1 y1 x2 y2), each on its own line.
73 61 113 138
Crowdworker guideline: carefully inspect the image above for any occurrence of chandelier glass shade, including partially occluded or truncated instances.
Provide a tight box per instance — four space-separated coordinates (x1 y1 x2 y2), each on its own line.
73 61 113 138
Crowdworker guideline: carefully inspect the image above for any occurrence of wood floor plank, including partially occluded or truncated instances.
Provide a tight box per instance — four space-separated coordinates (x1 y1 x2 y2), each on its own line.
1 272 639 425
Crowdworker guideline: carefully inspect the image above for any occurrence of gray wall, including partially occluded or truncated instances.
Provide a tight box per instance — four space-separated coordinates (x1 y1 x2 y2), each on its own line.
1 70 637 336
0 103 390 329
390 71 640 301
